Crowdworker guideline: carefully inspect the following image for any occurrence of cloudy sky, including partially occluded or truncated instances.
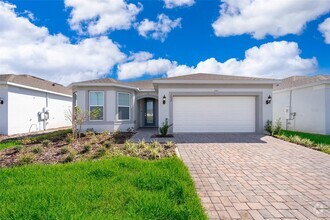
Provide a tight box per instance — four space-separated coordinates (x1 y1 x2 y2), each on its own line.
0 0 329 85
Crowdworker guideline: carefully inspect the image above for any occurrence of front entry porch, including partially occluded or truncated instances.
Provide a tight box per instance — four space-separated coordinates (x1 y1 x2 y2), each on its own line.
136 97 158 129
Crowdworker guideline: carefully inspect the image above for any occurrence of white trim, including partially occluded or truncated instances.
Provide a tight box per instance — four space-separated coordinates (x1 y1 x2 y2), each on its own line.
273 80 330 94
89 91 105 121
0 81 72 97
117 92 131 121
71 83 138 90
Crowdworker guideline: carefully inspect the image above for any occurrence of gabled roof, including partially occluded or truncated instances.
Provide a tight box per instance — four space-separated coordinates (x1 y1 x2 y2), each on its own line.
0 74 71 96
127 79 155 90
70 78 138 90
157 73 276 81
72 73 279 91
274 75 330 91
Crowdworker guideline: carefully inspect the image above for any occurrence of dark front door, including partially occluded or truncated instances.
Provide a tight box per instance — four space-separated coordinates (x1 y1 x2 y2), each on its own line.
145 99 155 126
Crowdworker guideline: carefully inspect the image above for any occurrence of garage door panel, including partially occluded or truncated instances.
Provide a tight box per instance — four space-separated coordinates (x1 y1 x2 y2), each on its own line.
173 96 255 133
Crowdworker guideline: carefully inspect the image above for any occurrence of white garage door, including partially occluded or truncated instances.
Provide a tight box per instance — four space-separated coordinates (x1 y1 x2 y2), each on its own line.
173 96 256 133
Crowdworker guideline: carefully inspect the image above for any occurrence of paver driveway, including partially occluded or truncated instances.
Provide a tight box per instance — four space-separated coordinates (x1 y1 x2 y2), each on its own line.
177 134 330 220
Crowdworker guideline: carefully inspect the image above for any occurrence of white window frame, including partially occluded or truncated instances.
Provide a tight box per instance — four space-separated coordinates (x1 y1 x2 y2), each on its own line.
117 92 131 121
89 91 104 121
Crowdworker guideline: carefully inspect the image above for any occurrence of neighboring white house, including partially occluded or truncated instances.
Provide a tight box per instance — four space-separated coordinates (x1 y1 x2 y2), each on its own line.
71 73 278 133
273 75 330 135
0 74 72 135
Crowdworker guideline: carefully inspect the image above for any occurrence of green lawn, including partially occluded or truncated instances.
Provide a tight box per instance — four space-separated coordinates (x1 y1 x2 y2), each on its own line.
0 157 206 220
0 129 71 151
278 130 330 154
280 130 330 145
0 140 21 151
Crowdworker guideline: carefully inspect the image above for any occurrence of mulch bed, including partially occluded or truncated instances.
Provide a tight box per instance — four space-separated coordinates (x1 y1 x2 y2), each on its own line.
150 134 174 138
0 132 135 168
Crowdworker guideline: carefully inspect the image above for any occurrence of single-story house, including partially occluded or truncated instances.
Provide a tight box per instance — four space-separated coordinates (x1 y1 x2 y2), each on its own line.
273 75 330 135
71 73 278 133
0 74 72 135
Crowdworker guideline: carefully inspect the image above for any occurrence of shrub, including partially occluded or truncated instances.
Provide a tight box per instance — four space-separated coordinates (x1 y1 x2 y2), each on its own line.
103 140 114 149
89 136 98 145
13 145 23 153
65 133 74 144
21 138 33 145
272 118 282 135
85 128 95 137
17 153 34 165
82 144 91 153
264 118 282 136
264 120 273 134
137 139 147 148
93 147 107 158
62 151 76 163
165 141 175 148
159 118 172 136
32 146 43 154
41 140 51 147
60 146 70 154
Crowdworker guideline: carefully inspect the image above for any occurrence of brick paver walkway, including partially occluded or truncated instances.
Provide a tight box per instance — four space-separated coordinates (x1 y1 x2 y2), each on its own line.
177 135 330 219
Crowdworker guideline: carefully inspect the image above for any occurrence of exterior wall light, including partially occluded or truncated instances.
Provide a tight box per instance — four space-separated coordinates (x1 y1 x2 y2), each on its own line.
163 95 166 104
266 95 272 104
0 98 3 105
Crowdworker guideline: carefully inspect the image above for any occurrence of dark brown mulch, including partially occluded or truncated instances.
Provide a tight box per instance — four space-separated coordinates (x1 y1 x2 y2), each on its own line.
150 134 174 138
0 132 135 168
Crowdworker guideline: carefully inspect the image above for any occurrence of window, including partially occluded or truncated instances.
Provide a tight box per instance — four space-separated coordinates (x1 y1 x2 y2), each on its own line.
118 93 130 120
89 91 104 121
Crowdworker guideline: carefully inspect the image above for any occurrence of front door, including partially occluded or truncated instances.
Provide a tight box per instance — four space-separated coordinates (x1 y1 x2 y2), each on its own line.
145 99 155 126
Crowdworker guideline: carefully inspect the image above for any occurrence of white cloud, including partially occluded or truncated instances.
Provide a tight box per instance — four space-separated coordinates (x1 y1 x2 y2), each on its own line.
212 0 330 39
0 2 126 85
117 41 317 80
319 18 330 44
164 0 195 8
168 41 317 78
137 14 181 42
127 51 154 62
117 58 176 80
65 0 142 35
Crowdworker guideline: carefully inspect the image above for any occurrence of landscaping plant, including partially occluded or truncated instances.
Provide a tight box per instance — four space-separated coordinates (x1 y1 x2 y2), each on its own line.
159 118 172 136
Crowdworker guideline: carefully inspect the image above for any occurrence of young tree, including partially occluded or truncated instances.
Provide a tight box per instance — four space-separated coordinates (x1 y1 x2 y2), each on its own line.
65 106 89 139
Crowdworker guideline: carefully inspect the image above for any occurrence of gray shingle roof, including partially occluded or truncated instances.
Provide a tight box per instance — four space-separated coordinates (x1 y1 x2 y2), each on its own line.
127 79 155 90
0 74 71 95
158 73 276 81
72 78 135 88
274 75 330 91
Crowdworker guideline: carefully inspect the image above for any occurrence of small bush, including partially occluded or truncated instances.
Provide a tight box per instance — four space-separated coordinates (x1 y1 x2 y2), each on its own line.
13 145 23 153
85 129 95 137
65 134 74 144
62 151 76 163
272 118 282 135
17 153 34 165
60 146 70 154
21 138 33 145
82 144 91 153
41 140 51 147
165 141 175 148
264 120 273 134
103 140 114 149
264 118 282 136
159 118 172 136
137 139 147 148
94 147 107 158
32 146 43 154
89 136 98 145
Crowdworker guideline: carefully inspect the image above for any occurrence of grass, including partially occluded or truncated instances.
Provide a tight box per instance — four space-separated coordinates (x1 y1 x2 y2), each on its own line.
0 157 206 219
0 129 71 151
0 140 22 151
277 130 330 154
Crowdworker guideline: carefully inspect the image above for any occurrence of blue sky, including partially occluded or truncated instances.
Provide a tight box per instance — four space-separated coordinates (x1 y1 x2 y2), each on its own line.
1 0 330 84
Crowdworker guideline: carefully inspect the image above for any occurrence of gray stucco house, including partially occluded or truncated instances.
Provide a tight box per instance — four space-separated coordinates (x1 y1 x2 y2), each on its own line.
71 73 278 133
273 75 330 135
